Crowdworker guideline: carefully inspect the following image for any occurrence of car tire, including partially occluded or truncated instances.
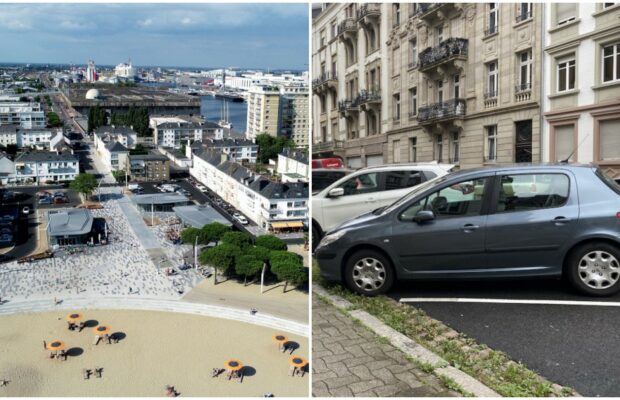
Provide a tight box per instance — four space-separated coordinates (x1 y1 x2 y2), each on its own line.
566 242 620 296
344 249 394 296
311 225 321 253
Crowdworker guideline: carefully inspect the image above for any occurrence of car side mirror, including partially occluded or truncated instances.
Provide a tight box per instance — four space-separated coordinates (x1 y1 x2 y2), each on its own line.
413 210 435 223
328 188 344 198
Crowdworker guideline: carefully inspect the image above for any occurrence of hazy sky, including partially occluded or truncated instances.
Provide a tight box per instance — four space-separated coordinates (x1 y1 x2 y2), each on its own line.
0 3 309 70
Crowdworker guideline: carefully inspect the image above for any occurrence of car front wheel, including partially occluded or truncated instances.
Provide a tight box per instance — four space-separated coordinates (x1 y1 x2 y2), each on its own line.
344 249 394 296
566 242 620 296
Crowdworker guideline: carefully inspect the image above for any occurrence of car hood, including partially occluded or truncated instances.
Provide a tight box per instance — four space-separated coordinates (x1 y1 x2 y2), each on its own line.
330 209 384 233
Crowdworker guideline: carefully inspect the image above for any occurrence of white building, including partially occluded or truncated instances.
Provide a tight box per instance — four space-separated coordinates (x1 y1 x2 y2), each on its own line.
0 102 46 129
85 60 97 82
115 60 136 79
189 148 308 231
0 125 63 150
202 138 258 162
12 151 79 184
246 85 281 140
277 149 309 183
149 116 206 148
94 126 138 149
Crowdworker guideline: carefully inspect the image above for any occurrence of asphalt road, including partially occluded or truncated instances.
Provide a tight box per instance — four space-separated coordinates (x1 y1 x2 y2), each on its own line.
389 279 620 396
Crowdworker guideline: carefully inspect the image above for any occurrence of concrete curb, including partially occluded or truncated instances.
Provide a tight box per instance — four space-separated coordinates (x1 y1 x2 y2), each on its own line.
314 285 500 397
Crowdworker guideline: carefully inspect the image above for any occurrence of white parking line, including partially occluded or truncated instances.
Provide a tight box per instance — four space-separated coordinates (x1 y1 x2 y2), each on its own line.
399 297 620 307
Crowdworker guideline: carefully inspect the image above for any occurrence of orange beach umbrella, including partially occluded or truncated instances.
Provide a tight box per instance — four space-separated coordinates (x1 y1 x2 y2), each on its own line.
93 325 111 336
47 340 65 351
224 360 244 372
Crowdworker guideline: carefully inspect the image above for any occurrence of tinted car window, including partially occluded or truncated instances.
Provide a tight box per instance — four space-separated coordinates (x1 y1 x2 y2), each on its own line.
497 174 569 212
400 178 489 220
338 172 381 196
312 171 348 193
382 170 424 191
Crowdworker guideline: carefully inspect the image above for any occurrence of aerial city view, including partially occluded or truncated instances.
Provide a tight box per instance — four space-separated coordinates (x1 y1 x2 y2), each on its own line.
0 3 310 397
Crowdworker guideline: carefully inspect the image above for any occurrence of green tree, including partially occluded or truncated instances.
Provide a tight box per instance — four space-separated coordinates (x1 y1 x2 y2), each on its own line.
221 231 252 249
199 243 239 284
270 253 307 292
87 105 107 133
180 227 201 244
235 254 263 285
199 222 231 245
255 235 287 251
70 173 98 200
255 133 296 164
269 250 300 266
47 112 62 128
248 246 270 263
129 144 149 155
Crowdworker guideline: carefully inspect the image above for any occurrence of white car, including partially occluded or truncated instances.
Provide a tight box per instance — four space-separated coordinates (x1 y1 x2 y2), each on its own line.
311 163 455 250
233 213 249 225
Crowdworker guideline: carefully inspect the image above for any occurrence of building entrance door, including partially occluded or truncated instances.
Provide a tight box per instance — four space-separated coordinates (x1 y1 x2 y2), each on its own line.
515 120 532 163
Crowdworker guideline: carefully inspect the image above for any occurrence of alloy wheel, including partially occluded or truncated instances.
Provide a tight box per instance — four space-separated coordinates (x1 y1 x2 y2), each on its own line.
578 250 620 290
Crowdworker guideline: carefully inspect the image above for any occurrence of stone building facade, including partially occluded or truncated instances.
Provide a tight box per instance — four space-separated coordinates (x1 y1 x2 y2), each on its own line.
312 3 543 169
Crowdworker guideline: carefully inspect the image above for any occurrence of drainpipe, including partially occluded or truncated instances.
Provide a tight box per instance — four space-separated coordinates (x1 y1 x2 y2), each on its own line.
539 3 545 163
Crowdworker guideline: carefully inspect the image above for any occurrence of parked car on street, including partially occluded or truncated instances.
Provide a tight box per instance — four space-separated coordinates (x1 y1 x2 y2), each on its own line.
22 206 30 215
38 196 52 205
312 163 455 251
312 168 352 195
53 196 69 204
233 213 249 225
315 164 620 297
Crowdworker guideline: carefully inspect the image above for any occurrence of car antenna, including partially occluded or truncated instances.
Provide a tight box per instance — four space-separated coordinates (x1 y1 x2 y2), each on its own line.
560 132 590 163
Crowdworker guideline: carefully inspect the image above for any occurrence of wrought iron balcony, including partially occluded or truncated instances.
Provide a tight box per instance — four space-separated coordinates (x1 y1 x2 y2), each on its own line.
312 72 338 92
337 18 358 37
417 98 466 124
313 140 345 153
357 3 381 20
418 38 468 72
337 98 360 112
416 3 442 18
357 90 381 106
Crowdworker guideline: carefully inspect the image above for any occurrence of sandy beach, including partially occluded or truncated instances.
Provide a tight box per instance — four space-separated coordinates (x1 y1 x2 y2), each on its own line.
0 309 309 397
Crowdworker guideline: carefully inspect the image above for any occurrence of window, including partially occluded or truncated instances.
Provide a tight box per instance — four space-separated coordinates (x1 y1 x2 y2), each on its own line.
487 61 498 97
518 50 532 91
409 87 417 116
599 119 620 161
394 4 401 27
435 26 443 45
517 3 532 22
320 29 326 47
393 140 401 163
400 177 490 220
435 135 444 162
330 22 337 39
453 75 460 98
557 56 576 91
383 170 424 191
486 125 497 161
409 39 417 68
496 174 569 213
393 93 401 121
556 3 576 25
602 43 620 83
392 47 400 75
487 3 499 34
451 132 460 163
338 172 380 196
436 80 444 103
410 137 417 162
603 3 618 8
554 125 575 162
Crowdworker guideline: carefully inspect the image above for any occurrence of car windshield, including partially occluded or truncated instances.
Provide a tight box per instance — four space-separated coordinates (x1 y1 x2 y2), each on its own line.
380 174 450 215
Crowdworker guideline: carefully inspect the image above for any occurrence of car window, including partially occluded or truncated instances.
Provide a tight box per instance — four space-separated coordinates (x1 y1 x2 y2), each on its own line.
497 174 569 212
312 171 346 193
400 178 489 220
382 170 424 191
338 172 381 196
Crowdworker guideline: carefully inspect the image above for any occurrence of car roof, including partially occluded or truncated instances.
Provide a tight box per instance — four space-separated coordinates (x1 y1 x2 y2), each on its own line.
445 162 595 179
359 162 455 171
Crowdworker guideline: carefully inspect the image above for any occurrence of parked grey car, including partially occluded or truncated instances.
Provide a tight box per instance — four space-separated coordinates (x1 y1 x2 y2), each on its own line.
316 164 620 296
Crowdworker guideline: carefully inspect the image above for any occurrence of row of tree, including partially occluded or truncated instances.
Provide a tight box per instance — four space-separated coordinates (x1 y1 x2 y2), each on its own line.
110 106 151 137
180 224 307 292
87 105 108 133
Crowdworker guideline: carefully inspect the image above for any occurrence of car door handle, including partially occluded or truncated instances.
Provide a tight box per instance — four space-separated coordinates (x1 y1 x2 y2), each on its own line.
552 216 571 224
461 224 480 231
365 198 377 203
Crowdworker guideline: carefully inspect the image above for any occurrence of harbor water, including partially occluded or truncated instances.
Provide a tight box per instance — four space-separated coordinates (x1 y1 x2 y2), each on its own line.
201 96 247 135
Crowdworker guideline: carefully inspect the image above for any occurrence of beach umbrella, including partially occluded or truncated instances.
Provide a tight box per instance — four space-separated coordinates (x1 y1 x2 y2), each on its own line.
288 356 308 368
224 360 244 372
66 313 83 322
47 340 65 351
93 325 111 336
272 334 288 350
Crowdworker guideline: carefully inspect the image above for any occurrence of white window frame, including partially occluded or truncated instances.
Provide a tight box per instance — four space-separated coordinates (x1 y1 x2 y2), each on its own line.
393 93 401 120
409 87 417 116
487 61 498 97
517 3 532 21
486 125 498 161
557 56 576 92
409 39 417 68
451 132 460 163
602 42 620 83
453 75 460 99
436 135 444 162
488 3 499 34
518 50 533 90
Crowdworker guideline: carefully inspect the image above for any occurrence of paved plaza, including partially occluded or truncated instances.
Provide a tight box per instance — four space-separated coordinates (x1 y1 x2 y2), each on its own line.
312 297 458 397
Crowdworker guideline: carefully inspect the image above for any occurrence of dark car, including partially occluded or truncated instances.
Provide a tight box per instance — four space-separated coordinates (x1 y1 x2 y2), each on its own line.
312 168 352 195
315 164 620 297
53 196 69 204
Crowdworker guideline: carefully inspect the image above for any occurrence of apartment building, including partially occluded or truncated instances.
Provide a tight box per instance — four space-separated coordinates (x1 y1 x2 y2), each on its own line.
12 151 79 184
129 153 170 182
280 85 310 147
246 86 281 140
277 149 310 182
543 3 620 177
312 3 543 169
189 148 308 231
94 126 138 149
0 125 63 150
0 101 46 129
149 116 205 148
202 138 259 162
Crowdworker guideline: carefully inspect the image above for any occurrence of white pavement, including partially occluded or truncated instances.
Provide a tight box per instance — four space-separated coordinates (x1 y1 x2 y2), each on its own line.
0 297 308 336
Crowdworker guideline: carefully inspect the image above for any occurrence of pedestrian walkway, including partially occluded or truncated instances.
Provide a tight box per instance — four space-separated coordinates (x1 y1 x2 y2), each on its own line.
117 196 161 249
312 297 458 397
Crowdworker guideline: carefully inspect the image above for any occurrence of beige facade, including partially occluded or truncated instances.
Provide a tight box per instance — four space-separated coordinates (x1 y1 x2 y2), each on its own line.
246 85 281 140
312 3 543 169
543 3 620 178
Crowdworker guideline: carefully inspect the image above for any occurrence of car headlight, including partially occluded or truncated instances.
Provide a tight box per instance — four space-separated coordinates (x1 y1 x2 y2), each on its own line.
318 230 347 249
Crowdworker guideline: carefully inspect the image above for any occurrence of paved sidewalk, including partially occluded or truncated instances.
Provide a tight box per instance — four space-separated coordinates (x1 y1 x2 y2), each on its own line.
312 297 459 397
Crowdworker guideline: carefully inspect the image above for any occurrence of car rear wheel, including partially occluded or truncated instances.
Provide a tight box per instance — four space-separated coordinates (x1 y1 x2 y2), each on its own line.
566 242 620 296
344 249 394 296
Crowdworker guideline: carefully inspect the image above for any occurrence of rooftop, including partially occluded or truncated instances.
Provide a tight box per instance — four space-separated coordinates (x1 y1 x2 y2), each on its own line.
132 193 189 205
280 149 308 165
172 205 231 228
15 151 77 163
47 209 94 237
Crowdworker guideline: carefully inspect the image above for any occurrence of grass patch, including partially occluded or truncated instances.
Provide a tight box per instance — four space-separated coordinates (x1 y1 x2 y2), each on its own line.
313 259 576 397
438 374 475 397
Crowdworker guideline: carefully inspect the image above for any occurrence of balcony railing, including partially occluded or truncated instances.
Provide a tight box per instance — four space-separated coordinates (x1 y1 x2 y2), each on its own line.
515 10 532 23
313 140 345 152
311 72 338 89
417 98 466 124
357 90 381 105
484 90 498 99
515 82 532 102
418 38 468 71
416 3 442 18
337 18 357 36
357 3 381 20
515 82 532 92
337 98 360 112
